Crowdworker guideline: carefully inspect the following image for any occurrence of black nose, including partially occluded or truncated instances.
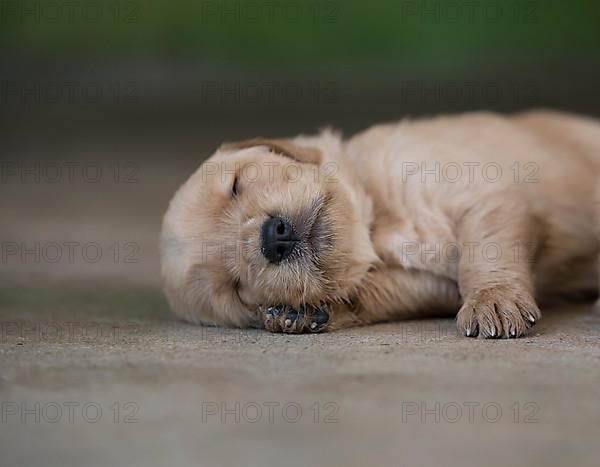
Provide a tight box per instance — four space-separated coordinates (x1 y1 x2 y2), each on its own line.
261 216 299 263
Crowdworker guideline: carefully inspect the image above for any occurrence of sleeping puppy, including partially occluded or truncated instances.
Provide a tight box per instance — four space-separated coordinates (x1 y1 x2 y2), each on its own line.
161 110 600 338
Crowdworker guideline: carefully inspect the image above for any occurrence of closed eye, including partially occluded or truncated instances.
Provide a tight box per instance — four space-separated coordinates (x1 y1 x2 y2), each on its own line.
232 175 240 197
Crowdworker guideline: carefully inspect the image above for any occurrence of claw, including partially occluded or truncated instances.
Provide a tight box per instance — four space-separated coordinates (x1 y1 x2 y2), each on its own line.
267 305 284 316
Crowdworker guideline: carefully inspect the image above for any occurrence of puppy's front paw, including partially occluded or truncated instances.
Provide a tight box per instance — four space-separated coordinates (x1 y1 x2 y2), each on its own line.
261 303 330 334
457 286 540 339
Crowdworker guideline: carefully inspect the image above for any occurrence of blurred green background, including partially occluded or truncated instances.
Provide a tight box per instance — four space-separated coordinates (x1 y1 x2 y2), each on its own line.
2 0 600 143
4 0 599 66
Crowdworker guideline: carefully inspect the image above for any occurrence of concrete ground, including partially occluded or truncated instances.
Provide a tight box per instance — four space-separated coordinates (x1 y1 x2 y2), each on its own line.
2 136 600 467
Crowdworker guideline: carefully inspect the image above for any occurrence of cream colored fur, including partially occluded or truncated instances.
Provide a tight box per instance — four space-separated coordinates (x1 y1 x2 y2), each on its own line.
161 111 600 338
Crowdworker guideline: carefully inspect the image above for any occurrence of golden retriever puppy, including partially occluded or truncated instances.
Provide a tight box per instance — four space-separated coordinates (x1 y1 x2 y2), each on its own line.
161 110 600 338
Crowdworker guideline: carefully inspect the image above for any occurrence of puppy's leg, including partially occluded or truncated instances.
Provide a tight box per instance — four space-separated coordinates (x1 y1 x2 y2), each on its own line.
338 267 461 329
260 267 460 333
455 196 541 338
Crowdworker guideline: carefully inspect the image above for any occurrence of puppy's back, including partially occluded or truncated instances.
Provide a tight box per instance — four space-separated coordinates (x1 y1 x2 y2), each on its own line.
514 110 600 171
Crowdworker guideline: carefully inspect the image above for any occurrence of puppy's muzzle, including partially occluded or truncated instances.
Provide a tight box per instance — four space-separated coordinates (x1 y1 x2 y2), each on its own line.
261 216 299 263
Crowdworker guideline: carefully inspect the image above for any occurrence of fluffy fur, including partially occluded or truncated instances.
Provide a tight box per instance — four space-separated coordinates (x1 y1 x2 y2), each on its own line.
161 110 600 338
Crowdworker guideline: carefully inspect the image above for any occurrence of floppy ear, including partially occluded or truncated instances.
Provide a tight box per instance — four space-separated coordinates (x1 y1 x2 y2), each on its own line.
220 138 322 164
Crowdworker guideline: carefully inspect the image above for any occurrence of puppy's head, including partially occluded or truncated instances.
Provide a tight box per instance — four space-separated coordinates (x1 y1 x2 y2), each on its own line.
160 133 376 327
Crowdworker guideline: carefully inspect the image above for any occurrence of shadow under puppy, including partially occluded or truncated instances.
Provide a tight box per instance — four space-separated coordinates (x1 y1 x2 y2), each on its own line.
160 111 600 338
